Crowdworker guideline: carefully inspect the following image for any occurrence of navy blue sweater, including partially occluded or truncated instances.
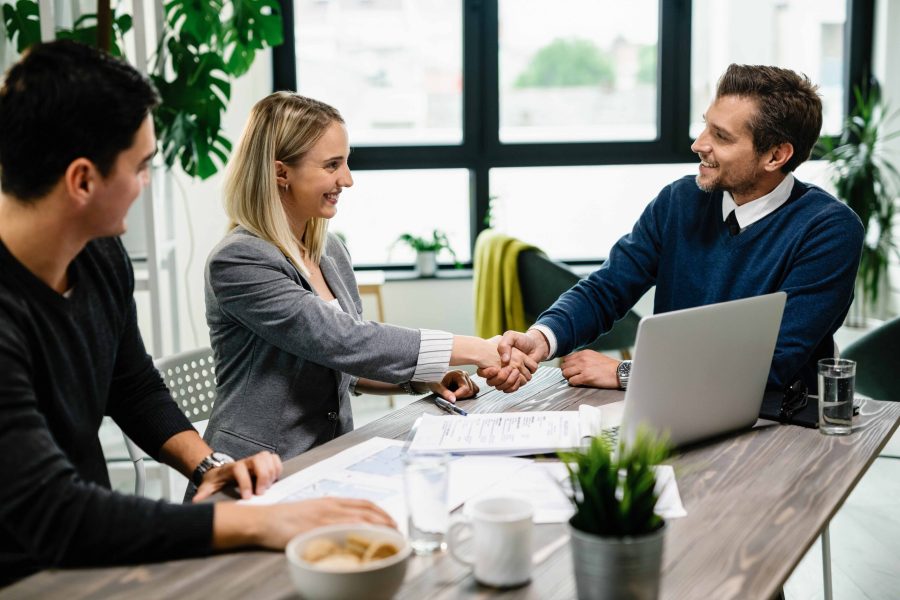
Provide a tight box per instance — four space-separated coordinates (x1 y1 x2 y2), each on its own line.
537 176 865 390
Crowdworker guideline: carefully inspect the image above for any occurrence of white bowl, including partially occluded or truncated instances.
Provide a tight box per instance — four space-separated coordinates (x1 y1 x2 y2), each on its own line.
285 524 411 600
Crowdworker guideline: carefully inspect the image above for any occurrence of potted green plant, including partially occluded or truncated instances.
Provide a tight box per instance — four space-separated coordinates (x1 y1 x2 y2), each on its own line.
392 230 459 277
819 84 900 323
559 429 671 600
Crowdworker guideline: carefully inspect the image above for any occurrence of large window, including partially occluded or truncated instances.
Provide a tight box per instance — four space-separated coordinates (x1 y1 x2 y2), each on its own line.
294 0 463 146
276 0 873 268
690 0 847 137
498 0 658 143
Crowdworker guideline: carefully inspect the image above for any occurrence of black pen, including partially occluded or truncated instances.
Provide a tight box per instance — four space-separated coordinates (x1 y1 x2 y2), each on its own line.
433 396 468 416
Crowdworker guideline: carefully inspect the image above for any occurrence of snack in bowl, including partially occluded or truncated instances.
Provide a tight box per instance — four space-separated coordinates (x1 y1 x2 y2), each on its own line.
286 524 410 600
300 532 400 570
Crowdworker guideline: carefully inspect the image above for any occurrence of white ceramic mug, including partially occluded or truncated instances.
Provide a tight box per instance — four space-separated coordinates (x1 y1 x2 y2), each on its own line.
447 496 534 588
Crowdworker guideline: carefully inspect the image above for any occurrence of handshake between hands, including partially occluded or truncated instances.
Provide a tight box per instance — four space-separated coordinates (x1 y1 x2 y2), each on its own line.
477 329 551 393
471 328 623 393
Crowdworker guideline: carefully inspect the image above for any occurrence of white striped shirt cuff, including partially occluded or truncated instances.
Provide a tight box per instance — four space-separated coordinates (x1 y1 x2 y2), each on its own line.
410 329 453 382
529 325 558 359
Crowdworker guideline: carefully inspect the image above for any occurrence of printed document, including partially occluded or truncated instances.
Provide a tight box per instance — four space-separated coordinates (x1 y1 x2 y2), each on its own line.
407 404 613 455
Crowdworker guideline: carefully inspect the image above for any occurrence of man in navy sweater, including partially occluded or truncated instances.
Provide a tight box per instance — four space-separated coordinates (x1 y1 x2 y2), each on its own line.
0 41 392 585
490 64 864 394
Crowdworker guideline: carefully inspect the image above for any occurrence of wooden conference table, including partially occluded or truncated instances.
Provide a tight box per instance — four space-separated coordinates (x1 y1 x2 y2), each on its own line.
6 370 900 600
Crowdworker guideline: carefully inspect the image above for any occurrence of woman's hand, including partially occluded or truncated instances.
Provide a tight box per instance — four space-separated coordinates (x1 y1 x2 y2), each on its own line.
194 450 283 502
476 335 539 392
424 370 480 402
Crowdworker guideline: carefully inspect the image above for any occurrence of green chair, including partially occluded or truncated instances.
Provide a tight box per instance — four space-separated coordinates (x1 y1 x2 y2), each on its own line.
841 316 900 401
517 250 641 359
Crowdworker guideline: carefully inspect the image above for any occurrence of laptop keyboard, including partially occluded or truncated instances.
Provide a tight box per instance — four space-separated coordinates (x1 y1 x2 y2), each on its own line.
599 426 620 446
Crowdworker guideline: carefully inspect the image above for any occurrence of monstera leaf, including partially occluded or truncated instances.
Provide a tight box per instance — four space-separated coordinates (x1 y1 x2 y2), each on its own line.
1 0 283 181
2 0 40 52
224 0 283 76
153 41 233 178
57 13 132 57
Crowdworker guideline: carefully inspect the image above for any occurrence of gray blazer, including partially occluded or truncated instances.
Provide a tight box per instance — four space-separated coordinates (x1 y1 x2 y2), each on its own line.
203 227 421 461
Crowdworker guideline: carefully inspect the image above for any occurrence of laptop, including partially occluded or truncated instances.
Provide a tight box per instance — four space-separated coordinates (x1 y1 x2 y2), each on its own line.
599 292 786 448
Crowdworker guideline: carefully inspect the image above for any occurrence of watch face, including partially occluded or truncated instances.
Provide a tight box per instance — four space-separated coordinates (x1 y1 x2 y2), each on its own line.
618 362 631 377
211 452 235 465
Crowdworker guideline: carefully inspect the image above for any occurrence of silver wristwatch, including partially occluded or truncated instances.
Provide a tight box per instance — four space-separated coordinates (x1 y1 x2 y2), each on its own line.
191 451 235 486
616 360 632 390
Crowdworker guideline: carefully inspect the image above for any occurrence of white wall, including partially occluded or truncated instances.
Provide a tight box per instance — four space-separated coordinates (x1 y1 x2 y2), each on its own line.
159 54 273 351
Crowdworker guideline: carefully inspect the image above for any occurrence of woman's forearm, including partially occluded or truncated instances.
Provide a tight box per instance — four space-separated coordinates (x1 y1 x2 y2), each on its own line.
450 335 499 370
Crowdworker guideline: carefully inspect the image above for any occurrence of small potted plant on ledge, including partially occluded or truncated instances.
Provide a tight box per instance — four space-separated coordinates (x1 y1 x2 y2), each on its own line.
559 429 671 600
392 230 459 277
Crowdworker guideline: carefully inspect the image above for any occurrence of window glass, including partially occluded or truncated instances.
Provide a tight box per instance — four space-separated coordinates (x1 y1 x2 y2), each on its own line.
691 0 846 137
489 161 832 260
329 168 471 266
295 0 463 146
498 0 659 143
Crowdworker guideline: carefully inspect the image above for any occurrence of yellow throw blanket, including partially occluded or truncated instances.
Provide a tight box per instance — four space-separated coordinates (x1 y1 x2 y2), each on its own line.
473 230 540 338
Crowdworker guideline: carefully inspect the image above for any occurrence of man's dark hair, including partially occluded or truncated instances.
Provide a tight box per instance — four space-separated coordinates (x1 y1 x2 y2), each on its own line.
0 40 160 201
716 64 822 173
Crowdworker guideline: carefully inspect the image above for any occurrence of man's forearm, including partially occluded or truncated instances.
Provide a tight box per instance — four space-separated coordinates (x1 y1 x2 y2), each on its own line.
212 502 262 549
159 430 213 478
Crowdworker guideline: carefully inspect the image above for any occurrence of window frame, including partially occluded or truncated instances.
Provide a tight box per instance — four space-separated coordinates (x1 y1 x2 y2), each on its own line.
273 0 875 270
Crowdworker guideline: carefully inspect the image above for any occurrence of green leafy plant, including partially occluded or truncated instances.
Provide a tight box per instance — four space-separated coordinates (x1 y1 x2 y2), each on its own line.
559 428 670 537
392 230 460 265
819 84 900 315
1 0 283 180
3 0 132 55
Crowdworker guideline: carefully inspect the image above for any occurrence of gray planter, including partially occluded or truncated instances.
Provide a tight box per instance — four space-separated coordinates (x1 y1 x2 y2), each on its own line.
415 251 438 277
568 520 666 600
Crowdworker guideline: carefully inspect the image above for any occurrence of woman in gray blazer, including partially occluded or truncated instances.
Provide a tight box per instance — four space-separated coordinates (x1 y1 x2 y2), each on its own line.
203 93 534 463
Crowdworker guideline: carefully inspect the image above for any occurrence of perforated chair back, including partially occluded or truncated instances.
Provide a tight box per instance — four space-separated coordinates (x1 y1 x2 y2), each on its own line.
517 249 641 358
154 347 218 423
123 347 217 497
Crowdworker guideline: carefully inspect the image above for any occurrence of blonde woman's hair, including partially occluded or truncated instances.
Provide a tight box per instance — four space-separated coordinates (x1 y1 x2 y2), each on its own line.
224 92 344 275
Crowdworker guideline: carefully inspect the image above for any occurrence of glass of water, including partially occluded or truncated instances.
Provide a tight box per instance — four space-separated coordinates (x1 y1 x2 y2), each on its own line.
403 452 449 554
818 358 855 435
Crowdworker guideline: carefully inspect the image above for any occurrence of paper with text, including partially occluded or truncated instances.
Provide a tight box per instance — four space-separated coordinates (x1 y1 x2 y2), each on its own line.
408 405 606 455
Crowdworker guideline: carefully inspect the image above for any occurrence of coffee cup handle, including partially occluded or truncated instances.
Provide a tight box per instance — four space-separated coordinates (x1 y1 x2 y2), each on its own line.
446 515 474 568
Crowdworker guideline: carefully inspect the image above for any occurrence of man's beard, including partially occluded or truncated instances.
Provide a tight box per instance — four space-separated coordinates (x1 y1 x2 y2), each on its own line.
695 175 717 193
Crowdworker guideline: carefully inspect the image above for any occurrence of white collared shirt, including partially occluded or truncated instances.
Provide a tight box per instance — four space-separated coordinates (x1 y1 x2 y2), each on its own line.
722 172 795 232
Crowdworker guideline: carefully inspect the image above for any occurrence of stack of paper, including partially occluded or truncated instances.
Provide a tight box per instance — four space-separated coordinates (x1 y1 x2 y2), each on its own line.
407 404 619 456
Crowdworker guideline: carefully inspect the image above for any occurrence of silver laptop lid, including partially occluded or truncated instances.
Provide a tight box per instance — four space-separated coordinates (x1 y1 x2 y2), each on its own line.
620 292 786 448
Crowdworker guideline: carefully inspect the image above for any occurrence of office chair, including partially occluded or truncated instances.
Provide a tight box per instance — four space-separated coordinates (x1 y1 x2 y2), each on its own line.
806 316 900 600
517 249 641 359
125 347 218 497
840 315 900 402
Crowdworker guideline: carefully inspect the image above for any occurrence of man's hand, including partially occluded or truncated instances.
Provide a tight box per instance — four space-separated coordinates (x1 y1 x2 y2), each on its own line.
476 333 540 392
498 329 550 365
213 497 397 550
256 498 396 549
425 369 480 403
560 349 621 389
194 450 283 502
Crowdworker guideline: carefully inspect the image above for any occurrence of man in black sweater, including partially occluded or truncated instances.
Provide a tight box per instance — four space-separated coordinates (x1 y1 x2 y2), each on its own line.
0 41 393 585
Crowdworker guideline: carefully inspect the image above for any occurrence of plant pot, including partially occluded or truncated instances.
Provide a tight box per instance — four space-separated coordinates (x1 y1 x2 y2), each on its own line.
568 520 666 600
415 251 438 277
